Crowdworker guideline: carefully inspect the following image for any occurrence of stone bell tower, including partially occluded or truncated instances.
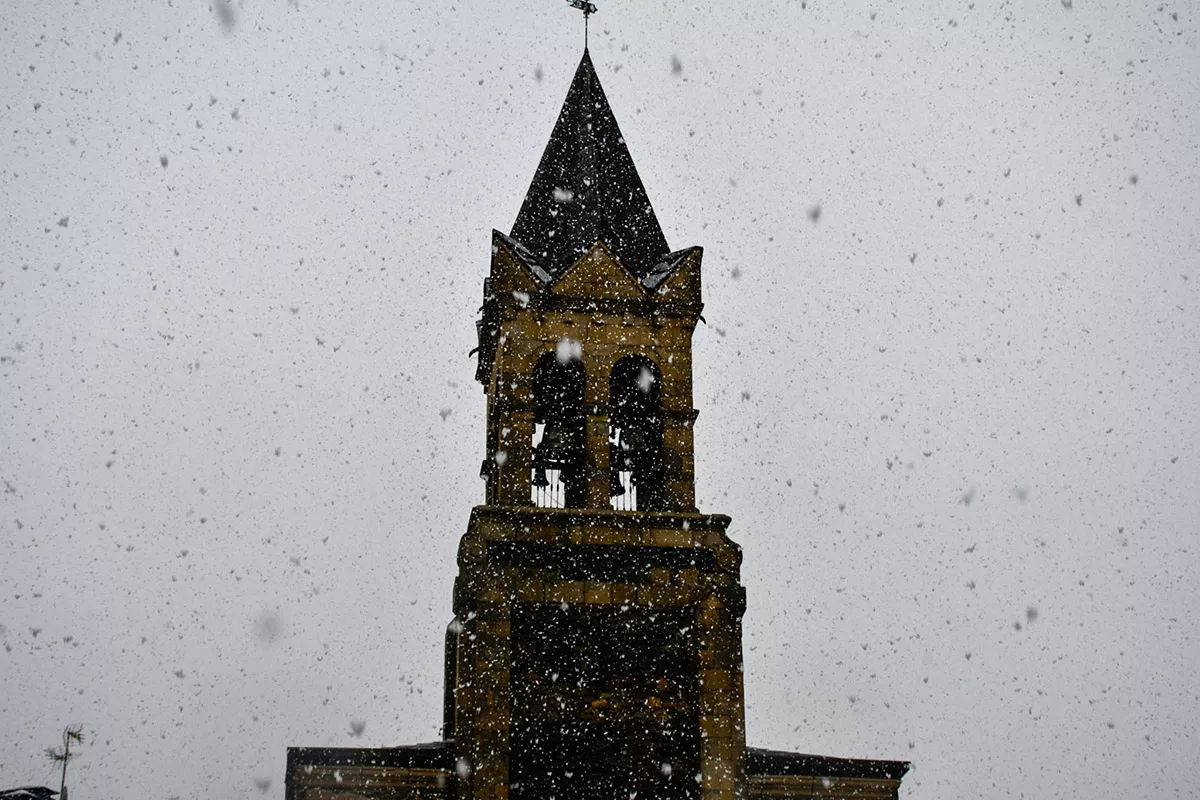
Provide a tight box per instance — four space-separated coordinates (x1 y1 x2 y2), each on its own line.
456 47 743 800
286 46 907 800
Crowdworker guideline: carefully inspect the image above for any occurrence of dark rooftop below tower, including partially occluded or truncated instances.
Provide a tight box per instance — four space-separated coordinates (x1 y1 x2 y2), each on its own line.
510 48 671 281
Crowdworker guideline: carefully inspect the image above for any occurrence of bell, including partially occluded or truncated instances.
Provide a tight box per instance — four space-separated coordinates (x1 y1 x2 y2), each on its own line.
619 425 653 454
534 419 576 467
609 470 625 497
532 468 550 487
608 439 628 472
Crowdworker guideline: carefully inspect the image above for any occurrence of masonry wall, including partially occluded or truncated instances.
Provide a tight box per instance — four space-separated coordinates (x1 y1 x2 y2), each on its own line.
746 775 903 800
450 506 747 800
285 747 456 800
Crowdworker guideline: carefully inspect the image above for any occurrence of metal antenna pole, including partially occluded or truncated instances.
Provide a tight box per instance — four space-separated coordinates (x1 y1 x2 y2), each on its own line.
59 731 69 800
50 725 83 800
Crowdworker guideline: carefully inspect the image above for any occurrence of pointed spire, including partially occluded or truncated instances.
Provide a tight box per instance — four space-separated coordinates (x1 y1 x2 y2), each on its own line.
510 49 670 280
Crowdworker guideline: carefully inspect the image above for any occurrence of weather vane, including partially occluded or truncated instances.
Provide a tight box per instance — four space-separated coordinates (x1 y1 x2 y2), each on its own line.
565 0 598 47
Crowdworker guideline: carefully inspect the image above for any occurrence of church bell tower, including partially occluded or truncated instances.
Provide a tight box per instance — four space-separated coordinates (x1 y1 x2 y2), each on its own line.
286 43 908 800
453 47 747 800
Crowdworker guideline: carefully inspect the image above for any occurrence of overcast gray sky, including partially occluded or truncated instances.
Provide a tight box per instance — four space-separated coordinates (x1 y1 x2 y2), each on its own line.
2 0 1198 797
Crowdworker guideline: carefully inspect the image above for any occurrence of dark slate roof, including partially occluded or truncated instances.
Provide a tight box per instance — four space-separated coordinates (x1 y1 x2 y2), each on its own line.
510 48 670 281
745 747 911 781
287 742 454 770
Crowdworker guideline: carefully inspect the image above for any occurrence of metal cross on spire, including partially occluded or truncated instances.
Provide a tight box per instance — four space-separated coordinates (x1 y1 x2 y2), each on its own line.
565 0 598 47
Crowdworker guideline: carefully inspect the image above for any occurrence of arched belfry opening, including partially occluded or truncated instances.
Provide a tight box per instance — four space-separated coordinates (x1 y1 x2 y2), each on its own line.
531 348 587 508
609 355 665 511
